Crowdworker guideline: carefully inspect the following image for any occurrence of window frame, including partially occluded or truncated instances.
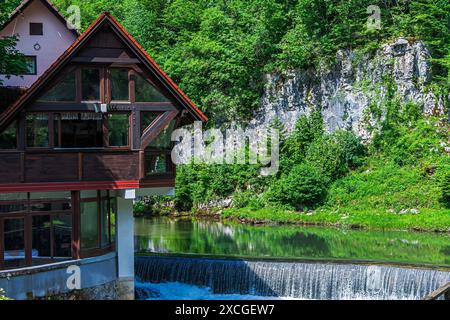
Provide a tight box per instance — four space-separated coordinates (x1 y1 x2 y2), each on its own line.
108 67 132 103
106 112 131 149
0 193 73 270
29 22 43 36
25 112 51 150
22 56 37 75
79 191 115 258
0 120 19 151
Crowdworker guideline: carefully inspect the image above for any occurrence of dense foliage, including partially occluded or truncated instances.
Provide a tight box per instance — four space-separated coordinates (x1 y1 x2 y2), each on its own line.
2 0 447 229
49 0 449 122
0 0 28 83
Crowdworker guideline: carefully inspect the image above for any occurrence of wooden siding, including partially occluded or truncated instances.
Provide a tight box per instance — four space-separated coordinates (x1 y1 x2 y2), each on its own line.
0 150 145 185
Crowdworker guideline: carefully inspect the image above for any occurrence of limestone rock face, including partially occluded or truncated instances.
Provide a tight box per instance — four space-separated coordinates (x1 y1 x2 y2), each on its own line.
256 39 445 140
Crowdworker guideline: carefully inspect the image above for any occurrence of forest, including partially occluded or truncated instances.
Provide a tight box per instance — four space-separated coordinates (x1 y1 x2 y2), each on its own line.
1 0 449 231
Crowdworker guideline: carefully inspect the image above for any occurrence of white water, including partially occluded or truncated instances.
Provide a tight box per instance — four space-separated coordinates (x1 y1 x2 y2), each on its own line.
135 282 296 300
135 256 450 300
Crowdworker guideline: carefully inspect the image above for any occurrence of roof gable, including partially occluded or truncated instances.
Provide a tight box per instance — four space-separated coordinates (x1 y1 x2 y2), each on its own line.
0 0 80 37
0 12 207 130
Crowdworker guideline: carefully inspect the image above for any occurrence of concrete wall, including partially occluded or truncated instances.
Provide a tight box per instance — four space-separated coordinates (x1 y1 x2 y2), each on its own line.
0 0 76 88
0 253 117 300
116 196 135 300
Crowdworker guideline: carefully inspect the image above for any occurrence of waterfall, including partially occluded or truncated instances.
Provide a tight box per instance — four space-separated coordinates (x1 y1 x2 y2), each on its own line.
135 256 450 300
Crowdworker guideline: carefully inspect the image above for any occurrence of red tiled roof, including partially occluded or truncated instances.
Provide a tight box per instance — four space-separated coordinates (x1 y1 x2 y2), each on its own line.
0 12 207 130
0 0 80 37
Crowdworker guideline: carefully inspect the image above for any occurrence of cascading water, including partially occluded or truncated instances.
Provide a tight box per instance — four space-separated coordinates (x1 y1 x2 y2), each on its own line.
135 256 450 300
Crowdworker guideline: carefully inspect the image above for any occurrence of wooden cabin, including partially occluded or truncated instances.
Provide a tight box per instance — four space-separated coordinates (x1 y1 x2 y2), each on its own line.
0 10 207 300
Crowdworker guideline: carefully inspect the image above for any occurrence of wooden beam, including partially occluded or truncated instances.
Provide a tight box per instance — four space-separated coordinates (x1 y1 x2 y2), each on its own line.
29 103 98 112
131 106 141 150
72 57 141 64
24 215 32 266
0 218 4 270
140 111 178 150
423 282 450 300
71 191 81 260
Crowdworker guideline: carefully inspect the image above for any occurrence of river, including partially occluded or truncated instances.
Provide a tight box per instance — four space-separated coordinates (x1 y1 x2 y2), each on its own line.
134 216 450 300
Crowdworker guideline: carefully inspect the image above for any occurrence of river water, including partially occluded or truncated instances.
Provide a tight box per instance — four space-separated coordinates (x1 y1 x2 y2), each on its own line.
134 217 450 300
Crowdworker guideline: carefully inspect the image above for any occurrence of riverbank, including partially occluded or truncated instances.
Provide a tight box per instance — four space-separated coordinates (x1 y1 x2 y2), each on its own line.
137 205 450 233
221 207 450 232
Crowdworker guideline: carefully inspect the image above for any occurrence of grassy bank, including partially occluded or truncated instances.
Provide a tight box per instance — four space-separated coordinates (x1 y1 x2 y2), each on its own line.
223 207 450 232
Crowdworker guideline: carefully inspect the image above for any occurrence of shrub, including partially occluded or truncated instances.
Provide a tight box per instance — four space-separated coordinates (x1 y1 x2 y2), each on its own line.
305 130 366 181
266 164 329 210
440 171 450 208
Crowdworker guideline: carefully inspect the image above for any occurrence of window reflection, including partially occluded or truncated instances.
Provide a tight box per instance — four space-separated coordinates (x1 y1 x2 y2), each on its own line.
82 68 101 101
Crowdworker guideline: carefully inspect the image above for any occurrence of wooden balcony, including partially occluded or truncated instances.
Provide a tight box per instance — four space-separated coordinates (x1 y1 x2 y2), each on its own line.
0 149 175 192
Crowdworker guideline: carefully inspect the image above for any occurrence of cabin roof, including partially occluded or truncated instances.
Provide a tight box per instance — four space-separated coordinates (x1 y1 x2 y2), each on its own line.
0 11 208 130
0 0 80 37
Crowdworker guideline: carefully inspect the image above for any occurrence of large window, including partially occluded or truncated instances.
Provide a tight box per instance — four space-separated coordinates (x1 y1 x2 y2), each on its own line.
111 69 129 101
80 191 116 253
3 218 26 269
54 113 103 148
82 68 101 101
23 56 37 75
37 72 76 102
144 120 176 176
26 113 49 148
108 113 129 147
0 121 17 149
0 192 72 270
141 112 160 134
135 73 169 102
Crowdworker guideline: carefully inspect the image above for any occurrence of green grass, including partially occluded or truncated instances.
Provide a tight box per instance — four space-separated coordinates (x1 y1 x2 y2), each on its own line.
223 158 450 232
223 206 450 232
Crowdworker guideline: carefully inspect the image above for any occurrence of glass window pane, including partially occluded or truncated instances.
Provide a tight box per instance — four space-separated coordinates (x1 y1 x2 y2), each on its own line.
57 113 103 148
32 215 51 265
81 201 98 249
148 120 176 149
101 197 109 247
111 69 129 101
53 213 72 258
135 74 169 102
0 193 27 214
110 198 116 243
141 112 160 134
38 72 75 101
0 121 17 149
24 56 36 75
4 218 26 269
82 68 100 101
26 113 48 147
145 153 169 175
108 114 129 147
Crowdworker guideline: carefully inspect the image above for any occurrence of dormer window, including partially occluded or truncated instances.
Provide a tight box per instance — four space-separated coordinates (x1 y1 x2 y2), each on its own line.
29 23 43 35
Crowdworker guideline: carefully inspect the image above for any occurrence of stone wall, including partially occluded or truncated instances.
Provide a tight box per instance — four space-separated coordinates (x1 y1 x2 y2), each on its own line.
255 38 446 140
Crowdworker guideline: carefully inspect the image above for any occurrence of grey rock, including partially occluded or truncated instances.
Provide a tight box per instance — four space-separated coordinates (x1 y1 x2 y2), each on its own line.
255 39 445 140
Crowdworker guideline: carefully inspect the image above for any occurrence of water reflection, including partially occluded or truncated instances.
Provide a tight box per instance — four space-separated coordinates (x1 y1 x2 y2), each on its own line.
134 217 450 266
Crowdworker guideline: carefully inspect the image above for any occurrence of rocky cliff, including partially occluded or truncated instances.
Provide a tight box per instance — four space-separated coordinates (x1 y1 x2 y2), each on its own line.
256 39 446 140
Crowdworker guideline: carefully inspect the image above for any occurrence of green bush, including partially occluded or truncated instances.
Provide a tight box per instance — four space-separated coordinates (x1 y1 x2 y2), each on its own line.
440 171 450 208
266 164 330 210
305 130 366 181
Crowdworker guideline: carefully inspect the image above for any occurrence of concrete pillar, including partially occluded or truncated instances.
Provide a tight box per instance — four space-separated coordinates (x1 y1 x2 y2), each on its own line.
116 196 135 300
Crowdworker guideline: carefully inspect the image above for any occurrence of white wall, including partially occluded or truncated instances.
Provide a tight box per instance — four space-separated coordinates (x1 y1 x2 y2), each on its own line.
0 0 77 88
116 197 135 280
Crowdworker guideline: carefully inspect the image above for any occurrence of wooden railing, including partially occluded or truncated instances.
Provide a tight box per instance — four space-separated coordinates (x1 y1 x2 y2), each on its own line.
423 282 450 300
0 150 140 184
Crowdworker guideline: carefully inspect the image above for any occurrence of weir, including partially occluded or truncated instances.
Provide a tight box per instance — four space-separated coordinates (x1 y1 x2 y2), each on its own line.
135 256 450 300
